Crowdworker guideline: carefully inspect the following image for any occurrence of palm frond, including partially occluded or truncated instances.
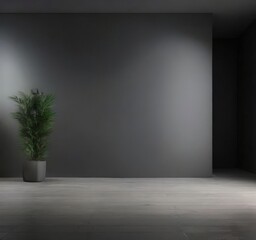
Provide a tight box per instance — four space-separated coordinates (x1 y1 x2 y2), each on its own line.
10 90 55 160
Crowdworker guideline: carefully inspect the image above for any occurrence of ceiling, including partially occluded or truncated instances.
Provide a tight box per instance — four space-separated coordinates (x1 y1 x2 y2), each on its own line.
0 0 256 37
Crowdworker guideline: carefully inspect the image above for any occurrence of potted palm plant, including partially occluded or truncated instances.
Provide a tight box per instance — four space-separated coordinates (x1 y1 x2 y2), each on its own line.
10 89 55 182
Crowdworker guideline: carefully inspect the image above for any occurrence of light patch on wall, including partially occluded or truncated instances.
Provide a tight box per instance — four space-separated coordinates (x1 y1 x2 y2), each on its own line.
0 36 33 131
142 33 211 164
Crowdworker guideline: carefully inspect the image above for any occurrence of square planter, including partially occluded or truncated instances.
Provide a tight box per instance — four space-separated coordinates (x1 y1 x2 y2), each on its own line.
23 160 46 182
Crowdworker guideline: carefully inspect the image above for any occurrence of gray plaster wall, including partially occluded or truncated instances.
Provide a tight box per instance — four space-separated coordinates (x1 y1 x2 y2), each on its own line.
0 14 212 177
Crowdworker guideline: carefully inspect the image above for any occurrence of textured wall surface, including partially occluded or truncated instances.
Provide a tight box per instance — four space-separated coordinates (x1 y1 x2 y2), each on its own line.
0 14 212 177
213 39 238 168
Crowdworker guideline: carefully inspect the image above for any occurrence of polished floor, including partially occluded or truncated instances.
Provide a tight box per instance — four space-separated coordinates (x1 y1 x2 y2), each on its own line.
1 170 256 240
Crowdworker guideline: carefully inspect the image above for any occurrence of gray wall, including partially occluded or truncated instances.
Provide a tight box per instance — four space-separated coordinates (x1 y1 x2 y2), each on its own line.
0 14 212 177
238 20 256 173
213 39 238 168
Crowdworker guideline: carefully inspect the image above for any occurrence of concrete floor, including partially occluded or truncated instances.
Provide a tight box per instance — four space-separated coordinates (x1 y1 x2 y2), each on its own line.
0 170 256 240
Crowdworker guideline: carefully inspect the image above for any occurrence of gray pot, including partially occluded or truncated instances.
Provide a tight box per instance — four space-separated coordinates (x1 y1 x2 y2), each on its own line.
23 160 46 182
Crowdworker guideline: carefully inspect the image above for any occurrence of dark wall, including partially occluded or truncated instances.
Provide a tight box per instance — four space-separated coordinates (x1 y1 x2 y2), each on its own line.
213 39 238 168
0 14 212 177
238 21 256 173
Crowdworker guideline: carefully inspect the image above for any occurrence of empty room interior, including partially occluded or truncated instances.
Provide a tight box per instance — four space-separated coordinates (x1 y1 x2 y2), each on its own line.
1 0 256 239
